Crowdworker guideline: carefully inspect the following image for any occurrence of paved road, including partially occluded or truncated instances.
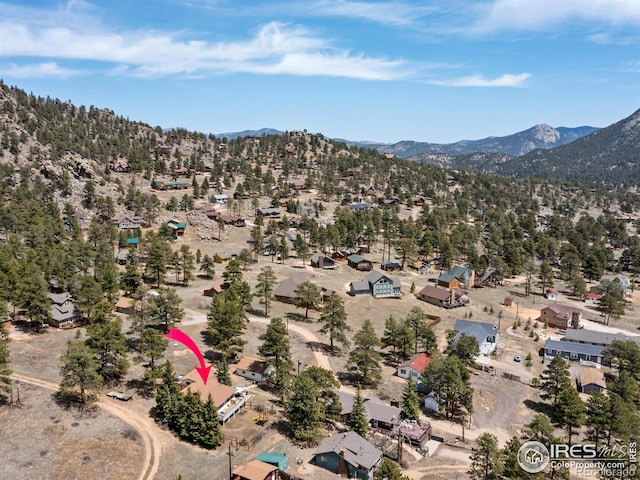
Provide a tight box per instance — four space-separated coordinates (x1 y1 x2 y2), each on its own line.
10 373 161 480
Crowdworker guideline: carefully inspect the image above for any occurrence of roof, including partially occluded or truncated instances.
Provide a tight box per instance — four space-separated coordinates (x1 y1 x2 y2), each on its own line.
581 367 606 389
336 391 400 425
438 273 457 284
453 320 498 350
311 252 333 263
542 303 582 318
418 285 451 301
544 339 605 357
382 262 401 269
449 265 474 281
180 369 236 408
274 274 309 299
167 220 187 229
235 356 269 374
115 297 134 309
127 237 139 244
48 292 72 305
313 432 382 470
350 280 370 292
231 460 278 480
256 452 287 466
398 353 435 374
365 270 401 288
347 254 367 263
563 328 640 347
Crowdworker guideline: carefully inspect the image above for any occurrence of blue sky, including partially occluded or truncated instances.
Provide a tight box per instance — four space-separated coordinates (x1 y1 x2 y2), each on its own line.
0 0 639 143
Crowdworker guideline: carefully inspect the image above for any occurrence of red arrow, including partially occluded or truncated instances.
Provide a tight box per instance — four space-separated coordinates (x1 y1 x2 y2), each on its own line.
162 328 212 385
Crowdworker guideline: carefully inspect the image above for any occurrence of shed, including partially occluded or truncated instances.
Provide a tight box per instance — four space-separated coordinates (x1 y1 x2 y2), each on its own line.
504 296 514 307
256 452 288 471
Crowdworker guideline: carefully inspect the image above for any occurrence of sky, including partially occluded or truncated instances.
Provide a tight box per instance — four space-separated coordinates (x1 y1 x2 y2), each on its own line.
0 1 639 143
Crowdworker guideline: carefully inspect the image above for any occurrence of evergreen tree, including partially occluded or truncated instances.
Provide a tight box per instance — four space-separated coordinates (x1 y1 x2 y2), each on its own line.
318 293 351 352
59 340 103 403
468 432 503 480
139 327 168 369
216 358 232 386
147 287 185 332
286 372 325 445
179 244 195 286
294 281 321 319
85 308 130 382
404 306 435 354
348 388 370 438
421 355 473 420
539 356 571 403
258 317 294 397
278 236 289 264
381 315 413 361
0 323 12 401
553 386 585 444
294 234 310 266
347 319 382 386
446 333 480 367
199 254 215 279
17 261 50 330
374 458 411 480
145 235 170 287
74 274 104 320
119 262 142 296
205 289 247 360
402 376 421 421
155 361 182 425
537 260 554 295
255 266 277 316
585 391 612 450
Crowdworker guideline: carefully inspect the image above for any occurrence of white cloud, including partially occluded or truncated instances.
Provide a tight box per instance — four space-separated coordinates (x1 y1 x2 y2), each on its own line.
0 61 81 79
0 18 410 81
299 0 434 27
429 73 531 87
473 0 640 33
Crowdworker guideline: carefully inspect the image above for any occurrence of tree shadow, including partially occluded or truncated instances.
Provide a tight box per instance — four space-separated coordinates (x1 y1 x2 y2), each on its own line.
125 378 154 399
248 308 267 318
52 390 99 413
523 398 552 414
286 312 312 324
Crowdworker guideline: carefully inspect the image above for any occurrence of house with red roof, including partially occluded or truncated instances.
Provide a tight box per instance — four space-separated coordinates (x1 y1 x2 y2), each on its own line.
396 352 435 381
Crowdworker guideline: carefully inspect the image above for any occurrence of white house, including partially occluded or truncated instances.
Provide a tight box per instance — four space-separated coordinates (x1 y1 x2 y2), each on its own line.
212 193 229 205
452 319 500 356
397 353 435 381
234 356 274 383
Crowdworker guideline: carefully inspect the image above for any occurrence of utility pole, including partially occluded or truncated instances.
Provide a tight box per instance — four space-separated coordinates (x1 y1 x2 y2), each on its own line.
227 443 232 480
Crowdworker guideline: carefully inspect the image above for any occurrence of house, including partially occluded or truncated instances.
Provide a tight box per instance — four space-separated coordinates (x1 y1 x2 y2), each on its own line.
416 285 456 308
398 419 432 449
336 391 401 431
116 251 129 265
409 260 429 273
214 252 237 263
349 280 371 297
545 289 558 300
220 214 246 227
257 207 281 219
397 353 436 381
289 179 306 190
578 367 606 394
47 292 83 328
347 255 372 271
365 271 402 298
256 453 288 471
590 274 632 298
544 339 606 365
179 369 245 424
231 460 280 480
381 262 402 272
203 282 226 297
312 431 382 479
114 297 134 315
212 194 229 205
112 215 141 230
412 195 426 206
127 237 139 248
274 274 311 304
504 296 514 307
539 303 582 329
584 293 602 304
167 219 186 236
452 320 500 356
438 265 475 289
310 253 336 270
361 186 376 196
349 203 370 212
234 356 274 383
562 328 640 349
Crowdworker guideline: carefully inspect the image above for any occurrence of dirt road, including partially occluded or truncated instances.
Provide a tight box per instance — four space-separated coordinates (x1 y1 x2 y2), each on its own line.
10 373 161 480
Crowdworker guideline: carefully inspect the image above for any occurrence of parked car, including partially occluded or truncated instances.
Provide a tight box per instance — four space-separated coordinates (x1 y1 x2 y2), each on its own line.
106 391 132 401
514 354 522 362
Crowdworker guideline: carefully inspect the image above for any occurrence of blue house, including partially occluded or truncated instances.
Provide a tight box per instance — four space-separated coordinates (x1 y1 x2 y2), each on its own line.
366 270 402 298
312 431 382 479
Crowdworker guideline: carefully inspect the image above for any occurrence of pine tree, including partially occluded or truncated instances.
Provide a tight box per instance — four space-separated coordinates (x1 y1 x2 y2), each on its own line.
199 255 216 279
217 358 232 386
585 391 612 450
468 432 503 480
139 328 168 369
0 323 12 401
255 266 277 316
179 244 195 286
258 317 294 397
294 281 321 319
374 458 411 480
402 377 421 421
553 386 585 444
206 289 247 360
318 293 351 352
348 388 369 438
347 319 382 386
539 356 571 403
147 287 185 332
59 340 103 403
85 308 130 382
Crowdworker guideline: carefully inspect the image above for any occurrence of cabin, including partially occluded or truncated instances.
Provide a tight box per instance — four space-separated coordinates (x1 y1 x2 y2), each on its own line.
365 271 402 298
397 352 435 381
578 367 606 394
310 253 336 270
212 194 229 205
347 255 372 271
203 282 226 297
220 215 246 227
112 215 141 230
167 219 186 236
213 252 237 264
312 431 382 479
234 356 274 383
47 292 83 328
231 460 279 480
179 369 246 424
452 320 499 356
